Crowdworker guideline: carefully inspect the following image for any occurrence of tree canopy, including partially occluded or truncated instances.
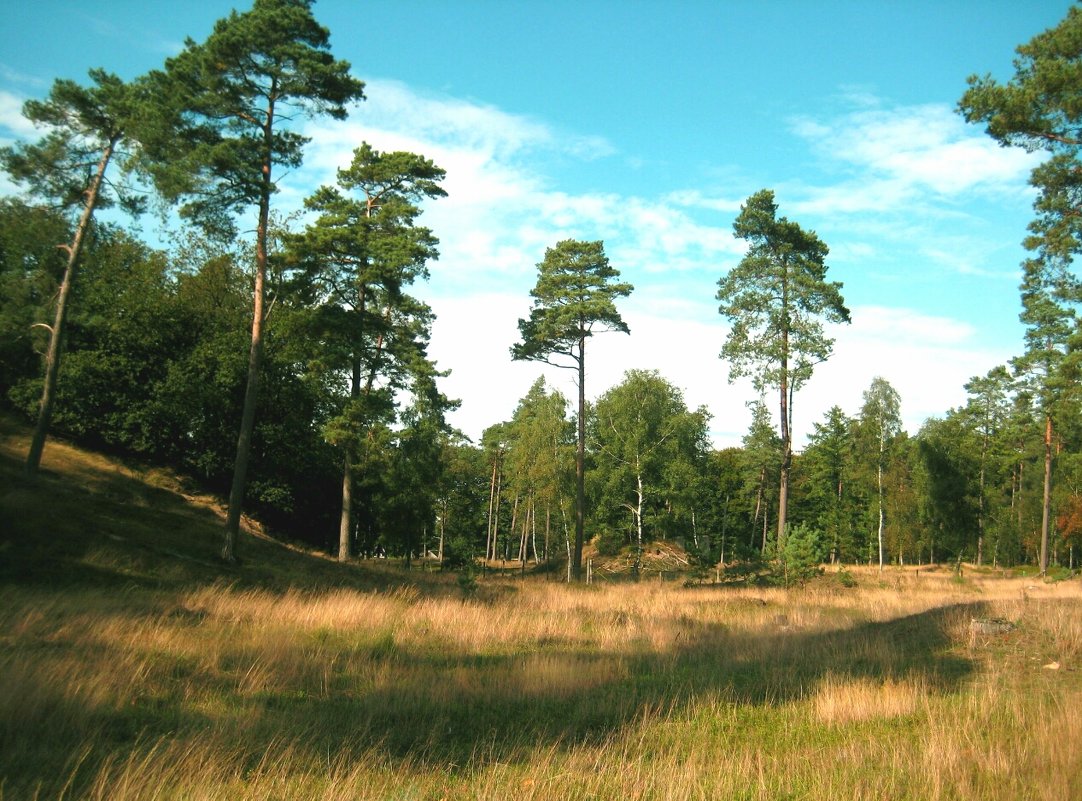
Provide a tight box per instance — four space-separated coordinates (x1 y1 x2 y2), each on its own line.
1 0 1081 584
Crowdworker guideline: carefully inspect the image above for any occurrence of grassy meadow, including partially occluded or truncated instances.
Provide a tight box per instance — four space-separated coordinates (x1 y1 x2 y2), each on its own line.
2 420 1082 800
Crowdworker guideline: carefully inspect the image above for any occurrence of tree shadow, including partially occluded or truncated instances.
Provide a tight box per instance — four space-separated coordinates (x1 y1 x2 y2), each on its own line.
99 597 974 772
1 576 984 798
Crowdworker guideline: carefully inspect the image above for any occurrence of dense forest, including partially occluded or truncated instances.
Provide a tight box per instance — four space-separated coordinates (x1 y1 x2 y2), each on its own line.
2 0 1080 579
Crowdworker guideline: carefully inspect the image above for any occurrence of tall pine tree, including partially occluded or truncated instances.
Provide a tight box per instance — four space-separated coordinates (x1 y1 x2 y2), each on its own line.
718 190 850 551
146 0 365 561
512 239 633 580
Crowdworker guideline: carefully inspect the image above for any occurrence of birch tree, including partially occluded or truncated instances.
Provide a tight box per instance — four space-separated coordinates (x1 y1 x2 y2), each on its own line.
962 366 1014 565
591 369 710 575
860 377 901 573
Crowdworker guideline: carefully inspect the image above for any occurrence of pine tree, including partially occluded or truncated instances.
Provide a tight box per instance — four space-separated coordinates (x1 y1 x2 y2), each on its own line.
718 190 850 551
1 70 147 474
145 0 365 561
512 239 633 580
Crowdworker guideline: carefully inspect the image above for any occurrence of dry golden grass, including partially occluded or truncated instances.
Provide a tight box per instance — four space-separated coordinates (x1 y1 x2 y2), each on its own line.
2 569 1081 800
813 673 925 725
3 421 1081 799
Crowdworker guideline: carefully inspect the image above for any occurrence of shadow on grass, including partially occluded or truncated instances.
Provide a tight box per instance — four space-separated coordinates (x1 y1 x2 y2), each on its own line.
308 601 978 763
0 416 982 794
1 597 982 800
0 425 438 593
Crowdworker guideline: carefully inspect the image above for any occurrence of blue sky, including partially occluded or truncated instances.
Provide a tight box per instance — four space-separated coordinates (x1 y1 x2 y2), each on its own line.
0 1 1074 446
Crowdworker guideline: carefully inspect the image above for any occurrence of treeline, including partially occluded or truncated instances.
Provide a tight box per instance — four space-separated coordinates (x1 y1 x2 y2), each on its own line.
2 0 1081 575
1 193 1079 571
472 368 1082 575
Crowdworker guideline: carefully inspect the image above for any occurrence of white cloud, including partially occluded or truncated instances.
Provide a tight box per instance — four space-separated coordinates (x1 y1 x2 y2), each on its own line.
0 89 38 141
788 102 1042 216
428 291 1009 451
426 291 741 446
796 306 1011 444
290 83 1025 449
296 78 744 296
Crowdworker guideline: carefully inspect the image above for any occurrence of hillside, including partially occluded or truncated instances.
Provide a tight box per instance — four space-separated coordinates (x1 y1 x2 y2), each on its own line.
0 414 425 592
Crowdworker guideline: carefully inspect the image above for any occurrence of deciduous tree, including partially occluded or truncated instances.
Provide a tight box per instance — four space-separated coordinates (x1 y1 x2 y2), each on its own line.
502 378 573 567
961 366 1014 565
590 369 710 575
860 377 901 572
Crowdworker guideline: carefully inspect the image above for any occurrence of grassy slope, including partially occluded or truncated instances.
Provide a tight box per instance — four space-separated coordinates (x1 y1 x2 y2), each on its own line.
0 414 434 592
2 417 1082 800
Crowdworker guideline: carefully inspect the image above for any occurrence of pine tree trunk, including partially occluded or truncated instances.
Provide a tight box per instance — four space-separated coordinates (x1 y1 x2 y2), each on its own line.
222 130 274 563
777 372 791 553
1039 413 1053 575
338 358 361 562
573 334 586 581
776 267 792 553
26 136 117 475
339 456 353 561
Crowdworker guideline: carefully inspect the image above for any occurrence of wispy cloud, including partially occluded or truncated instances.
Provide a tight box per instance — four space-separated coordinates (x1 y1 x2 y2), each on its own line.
298 78 743 294
0 64 48 90
789 102 1041 215
0 89 38 141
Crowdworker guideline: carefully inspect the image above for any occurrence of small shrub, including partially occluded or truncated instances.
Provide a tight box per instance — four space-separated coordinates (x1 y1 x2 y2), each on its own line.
457 564 479 598
834 568 857 588
594 525 626 557
779 522 824 588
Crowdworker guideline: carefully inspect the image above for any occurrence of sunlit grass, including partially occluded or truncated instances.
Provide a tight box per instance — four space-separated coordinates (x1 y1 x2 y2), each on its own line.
3 420 1081 799
2 571 1080 800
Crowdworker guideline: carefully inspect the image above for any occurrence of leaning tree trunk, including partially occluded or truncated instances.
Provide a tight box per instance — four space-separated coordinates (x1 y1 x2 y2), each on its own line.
26 136 118 475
